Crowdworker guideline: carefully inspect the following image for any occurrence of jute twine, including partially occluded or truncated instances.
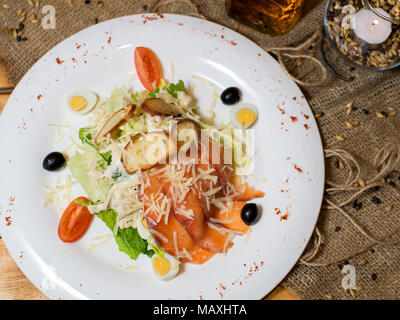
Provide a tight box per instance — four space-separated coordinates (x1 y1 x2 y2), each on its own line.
1 0 399 299
301 143 400 267
263 30 328 87
150 0 207 19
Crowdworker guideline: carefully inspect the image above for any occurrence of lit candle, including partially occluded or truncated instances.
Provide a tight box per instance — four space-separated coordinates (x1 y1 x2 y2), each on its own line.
351 8 392 44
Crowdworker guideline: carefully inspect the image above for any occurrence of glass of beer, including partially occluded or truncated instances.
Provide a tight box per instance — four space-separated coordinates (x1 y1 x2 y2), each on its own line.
226 0 306 36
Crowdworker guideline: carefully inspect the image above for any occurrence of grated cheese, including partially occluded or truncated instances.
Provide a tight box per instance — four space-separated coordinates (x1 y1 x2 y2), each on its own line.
223 233 234 255
207 222 244 236
125 265 138 270
63 175 72 204
92 234 113 241
150 229 169 243
170 61 175 82
192 75 213 87
207 89 218 124
244 228 252 243
48 121 76 145
175 207 194 220
209 217 235 224
181 247 193 261
43 175 76 213
88 237 112 252
202 186 222 197
128 73 137 84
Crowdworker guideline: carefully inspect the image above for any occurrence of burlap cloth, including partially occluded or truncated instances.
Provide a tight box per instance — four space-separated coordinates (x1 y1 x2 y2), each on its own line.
1 0 399 300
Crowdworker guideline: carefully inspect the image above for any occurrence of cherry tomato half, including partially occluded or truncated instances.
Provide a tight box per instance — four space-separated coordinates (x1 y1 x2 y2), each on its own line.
134 47 162 92
58 197 93 243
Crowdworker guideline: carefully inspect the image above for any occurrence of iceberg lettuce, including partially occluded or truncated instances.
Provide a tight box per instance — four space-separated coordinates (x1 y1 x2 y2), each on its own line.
67 144 113 202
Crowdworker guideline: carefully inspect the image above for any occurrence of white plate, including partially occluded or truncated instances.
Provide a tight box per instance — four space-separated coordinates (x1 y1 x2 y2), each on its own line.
0 14 324 300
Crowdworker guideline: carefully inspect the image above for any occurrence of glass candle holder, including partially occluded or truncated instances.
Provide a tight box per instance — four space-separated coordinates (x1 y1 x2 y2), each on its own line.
324 0 400 71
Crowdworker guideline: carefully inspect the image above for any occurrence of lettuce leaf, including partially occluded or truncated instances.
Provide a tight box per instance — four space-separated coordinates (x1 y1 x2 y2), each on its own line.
100 150 112 166
78 127 96 148
78 127 112 166
165 80 186 98
148 87 160 98
104 86 130 115
97 209 154 260
73 198 95 207
67 144 113 202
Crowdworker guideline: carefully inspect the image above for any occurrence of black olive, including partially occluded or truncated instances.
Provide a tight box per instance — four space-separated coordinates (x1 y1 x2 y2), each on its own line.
241 203 259 226
220 87 240 105
42 152 66 171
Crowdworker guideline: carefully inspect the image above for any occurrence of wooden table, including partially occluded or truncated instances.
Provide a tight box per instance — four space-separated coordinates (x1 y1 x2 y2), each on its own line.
0 68 298 300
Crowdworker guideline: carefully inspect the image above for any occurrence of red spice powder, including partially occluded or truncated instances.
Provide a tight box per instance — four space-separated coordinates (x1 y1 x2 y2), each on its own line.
230 41 238 46
277 105 286 115
290 116 298 123
56 57 64 64
280 213 289 221
37 94 42 100
107 37 112 44
142 14 164 24
304 124 310 130
5 216 12 226
294 164 303 173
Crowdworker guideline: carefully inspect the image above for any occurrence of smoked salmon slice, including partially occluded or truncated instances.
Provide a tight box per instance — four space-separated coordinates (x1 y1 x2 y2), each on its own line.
199 139 233 197
231 175 265 201
213 201 250 233
142 173 214 264
161 173 232 254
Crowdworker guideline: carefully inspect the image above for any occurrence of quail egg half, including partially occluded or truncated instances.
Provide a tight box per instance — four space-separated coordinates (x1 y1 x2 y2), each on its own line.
66 90 98 114
230 103 258 128
152 252 180 281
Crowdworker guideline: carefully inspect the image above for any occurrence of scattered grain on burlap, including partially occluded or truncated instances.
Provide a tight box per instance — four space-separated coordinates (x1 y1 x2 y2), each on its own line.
1 0 399 300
